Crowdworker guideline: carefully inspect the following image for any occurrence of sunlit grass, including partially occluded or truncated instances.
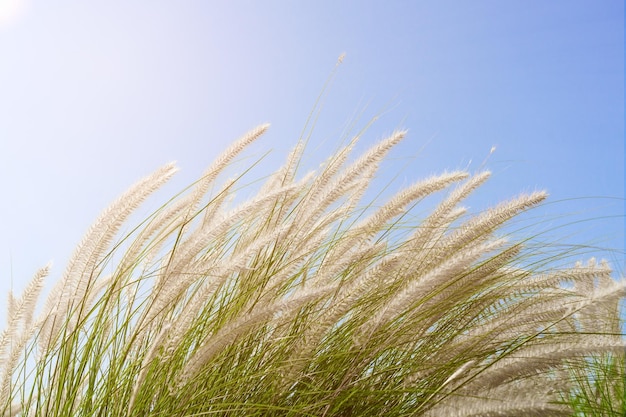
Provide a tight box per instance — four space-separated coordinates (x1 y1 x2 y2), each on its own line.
1 120 624 416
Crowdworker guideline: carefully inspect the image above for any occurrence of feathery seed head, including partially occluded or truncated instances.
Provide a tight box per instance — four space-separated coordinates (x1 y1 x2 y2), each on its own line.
1 124 622 417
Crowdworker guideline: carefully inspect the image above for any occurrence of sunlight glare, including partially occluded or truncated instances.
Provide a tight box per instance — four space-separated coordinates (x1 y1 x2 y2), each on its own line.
0 0 29 28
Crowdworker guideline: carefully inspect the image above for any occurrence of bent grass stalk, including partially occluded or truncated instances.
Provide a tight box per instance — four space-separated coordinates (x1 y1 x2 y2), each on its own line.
0 124 624 416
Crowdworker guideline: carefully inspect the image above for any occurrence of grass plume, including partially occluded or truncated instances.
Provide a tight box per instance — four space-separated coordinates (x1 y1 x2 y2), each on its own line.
1 124 624 416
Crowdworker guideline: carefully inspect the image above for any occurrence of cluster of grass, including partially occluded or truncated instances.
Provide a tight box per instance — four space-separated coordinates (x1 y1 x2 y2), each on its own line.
0 122 624 416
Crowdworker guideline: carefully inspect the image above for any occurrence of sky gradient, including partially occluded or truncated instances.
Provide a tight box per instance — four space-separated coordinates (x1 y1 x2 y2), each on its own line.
0 1 623 312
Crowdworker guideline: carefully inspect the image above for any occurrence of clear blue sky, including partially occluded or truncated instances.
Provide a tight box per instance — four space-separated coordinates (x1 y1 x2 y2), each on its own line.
0 1 623 308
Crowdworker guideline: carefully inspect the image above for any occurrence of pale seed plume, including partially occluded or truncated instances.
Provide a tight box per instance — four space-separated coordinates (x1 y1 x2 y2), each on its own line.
1 125 623 417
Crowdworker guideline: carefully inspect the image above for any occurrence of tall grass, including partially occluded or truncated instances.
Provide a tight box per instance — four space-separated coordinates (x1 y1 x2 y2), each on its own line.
1 123 624 416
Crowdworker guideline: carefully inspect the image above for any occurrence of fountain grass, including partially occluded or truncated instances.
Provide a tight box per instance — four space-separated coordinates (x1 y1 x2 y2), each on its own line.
1 120 624 416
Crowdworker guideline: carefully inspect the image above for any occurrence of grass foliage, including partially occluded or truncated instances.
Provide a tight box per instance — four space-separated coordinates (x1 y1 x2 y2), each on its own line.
1 122 624 416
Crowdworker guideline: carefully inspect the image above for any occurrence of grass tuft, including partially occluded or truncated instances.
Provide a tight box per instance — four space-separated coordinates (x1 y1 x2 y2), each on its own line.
1 124 624 416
